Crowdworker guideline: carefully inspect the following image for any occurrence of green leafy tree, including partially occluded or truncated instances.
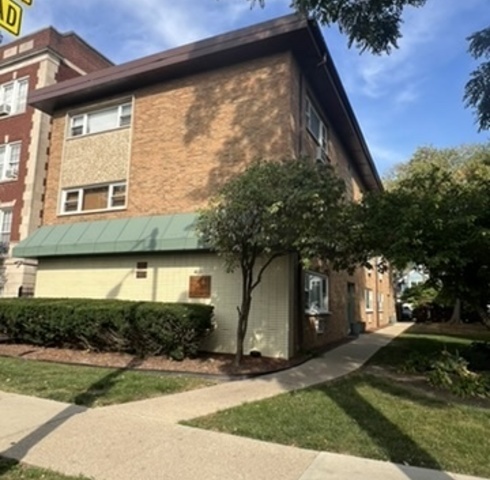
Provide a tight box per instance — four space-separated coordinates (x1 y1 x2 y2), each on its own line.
464 27 490 131
400 281 439 308
250 0 489 130
197 159 356 366
360 144 490 324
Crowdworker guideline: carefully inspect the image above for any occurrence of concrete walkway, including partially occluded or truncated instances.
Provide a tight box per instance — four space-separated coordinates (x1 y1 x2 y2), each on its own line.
0 323 486 480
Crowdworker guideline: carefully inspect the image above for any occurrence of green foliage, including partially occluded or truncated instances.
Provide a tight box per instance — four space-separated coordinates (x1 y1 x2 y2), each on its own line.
251 2 488 131
197 159 351 272
398 351 434 374
427 350 489 398
400 282 439 308
399 348 490 398
251 0 427 54
0 298 213 360
465 27 490 131
360 144 490 322
197 158 357 363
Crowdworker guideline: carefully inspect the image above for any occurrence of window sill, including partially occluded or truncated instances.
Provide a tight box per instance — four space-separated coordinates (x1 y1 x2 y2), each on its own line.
59 206 127 217
0 178 18 184
305 310 331 316
366 309 374 313
0 111 27 121
67 124 131 141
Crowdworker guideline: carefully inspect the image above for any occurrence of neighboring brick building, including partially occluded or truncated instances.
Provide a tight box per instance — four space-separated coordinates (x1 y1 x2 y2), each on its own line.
16 15 396 358
0 27 112 297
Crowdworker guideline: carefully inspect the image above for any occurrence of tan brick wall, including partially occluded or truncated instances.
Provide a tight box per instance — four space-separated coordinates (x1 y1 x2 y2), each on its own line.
44 53 295 225
61 128 131 188
35 253 293 358
291 59 396 350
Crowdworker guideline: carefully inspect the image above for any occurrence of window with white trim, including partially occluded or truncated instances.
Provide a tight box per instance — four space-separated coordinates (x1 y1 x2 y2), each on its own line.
0 142 20 181
0 78 28 116
61 182 127 214
304 272 329 314
365 288 374 311
305 97 328 161
70 102 132 137
0 209 12 252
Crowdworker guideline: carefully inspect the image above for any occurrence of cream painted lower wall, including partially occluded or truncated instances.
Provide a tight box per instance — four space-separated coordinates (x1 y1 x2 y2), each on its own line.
35 253 293 358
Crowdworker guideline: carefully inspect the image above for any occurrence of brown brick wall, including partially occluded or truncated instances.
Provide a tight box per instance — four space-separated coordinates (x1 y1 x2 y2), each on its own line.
0 28 111 72
0 63 38 243
44 52 295 225
290 57 395 352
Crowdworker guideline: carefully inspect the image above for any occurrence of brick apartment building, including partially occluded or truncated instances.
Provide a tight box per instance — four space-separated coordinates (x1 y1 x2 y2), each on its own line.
15 15 396 358
0 27 112 297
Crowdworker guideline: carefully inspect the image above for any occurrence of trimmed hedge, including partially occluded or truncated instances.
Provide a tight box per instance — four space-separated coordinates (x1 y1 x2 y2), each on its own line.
0 298 213 360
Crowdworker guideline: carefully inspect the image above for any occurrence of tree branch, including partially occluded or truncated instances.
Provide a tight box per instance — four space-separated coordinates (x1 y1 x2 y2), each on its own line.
251 253 284 291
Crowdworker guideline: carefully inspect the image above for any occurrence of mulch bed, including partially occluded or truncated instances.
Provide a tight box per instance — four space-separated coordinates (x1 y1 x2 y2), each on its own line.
0 341 307 378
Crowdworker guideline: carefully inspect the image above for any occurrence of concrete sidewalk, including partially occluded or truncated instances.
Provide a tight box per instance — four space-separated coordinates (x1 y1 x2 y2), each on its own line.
0 323 486 480
104 322 411 423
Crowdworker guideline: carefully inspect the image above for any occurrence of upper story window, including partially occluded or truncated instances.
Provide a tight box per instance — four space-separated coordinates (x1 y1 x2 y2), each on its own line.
365 288 374 312
305 97 328 162
0 78 29 116
0 208 12 253
61 181 127 215
305 272 329 314
0 142 21 181
70 102 132 137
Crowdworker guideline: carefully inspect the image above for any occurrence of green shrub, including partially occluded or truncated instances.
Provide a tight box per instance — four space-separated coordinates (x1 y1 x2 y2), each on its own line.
427 350 489 398
398 351 434 374
0 298 214 360
399 349 490 398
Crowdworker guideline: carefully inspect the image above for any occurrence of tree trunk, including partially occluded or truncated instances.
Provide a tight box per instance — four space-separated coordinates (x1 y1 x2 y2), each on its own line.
476 306 490 329
449 298 461 324
234 266 253 368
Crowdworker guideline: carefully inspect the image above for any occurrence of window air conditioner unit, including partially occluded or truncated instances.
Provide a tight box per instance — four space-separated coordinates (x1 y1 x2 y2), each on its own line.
0 104 11 116
5 169 17 179
316 146 327 165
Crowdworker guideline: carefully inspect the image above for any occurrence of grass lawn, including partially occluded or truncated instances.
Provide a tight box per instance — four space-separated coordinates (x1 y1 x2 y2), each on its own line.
0 357 212 407
369 323 490 369
187 324 490 478
0 457 89 480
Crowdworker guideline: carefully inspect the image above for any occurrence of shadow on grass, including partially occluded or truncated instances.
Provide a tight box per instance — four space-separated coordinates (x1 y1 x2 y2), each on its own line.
320 374 453 479
0 357 142 476
72 357 143 407
0 456 18 475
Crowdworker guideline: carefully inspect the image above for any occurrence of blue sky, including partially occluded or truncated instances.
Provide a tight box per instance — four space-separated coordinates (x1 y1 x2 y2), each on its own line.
6 0 490 175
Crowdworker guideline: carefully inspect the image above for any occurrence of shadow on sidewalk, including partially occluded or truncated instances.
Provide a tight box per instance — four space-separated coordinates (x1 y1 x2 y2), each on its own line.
0 357 142 475
319 375 454 480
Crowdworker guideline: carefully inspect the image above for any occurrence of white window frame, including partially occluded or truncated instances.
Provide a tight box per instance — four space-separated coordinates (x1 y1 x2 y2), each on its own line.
365 288 374 312
0 208 13 253
304 271 329 314
305 97 328 160
60 182 127 215
0 142 21 181
69 102 132 138
0 77 29 116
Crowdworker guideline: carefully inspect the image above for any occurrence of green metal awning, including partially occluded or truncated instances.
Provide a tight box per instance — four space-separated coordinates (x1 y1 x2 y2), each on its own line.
13 213 205 258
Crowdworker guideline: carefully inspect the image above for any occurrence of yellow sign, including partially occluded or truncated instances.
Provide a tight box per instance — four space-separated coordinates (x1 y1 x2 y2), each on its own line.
0 0 33 37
